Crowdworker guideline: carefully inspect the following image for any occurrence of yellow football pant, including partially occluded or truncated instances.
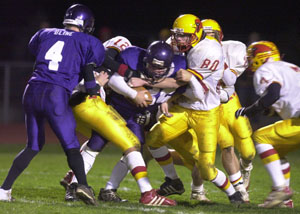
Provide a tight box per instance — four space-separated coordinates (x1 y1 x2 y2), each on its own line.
72 96 140 152
253 118 300 157
146 104 220 181
218 93 256 161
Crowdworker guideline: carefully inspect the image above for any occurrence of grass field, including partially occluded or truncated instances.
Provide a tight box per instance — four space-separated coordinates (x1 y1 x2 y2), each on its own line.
0 143 299 214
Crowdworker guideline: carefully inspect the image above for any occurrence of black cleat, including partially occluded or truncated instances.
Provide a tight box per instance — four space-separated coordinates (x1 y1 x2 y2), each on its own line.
98 188 127 202
60 170 74 190
228 191 245 205
76 184 99 206
65 183 78 201
157 177 185 196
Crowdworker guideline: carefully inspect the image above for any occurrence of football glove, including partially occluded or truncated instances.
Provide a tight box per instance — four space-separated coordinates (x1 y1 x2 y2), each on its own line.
235 107 246 118
134 110 151 126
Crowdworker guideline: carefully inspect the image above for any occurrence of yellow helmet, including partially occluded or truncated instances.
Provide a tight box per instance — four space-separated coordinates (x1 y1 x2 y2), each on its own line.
247 41 280 72
201 19 223 42
171 14 203 52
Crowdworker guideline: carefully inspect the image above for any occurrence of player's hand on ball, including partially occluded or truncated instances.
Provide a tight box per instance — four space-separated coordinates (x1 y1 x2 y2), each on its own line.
132 87 152 108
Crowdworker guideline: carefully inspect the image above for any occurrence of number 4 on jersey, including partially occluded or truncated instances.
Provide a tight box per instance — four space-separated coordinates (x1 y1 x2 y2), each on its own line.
45 41 65 71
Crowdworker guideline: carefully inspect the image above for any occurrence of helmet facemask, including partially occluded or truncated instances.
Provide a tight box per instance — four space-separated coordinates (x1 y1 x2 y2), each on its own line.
171 31 197 52
142 41 174 84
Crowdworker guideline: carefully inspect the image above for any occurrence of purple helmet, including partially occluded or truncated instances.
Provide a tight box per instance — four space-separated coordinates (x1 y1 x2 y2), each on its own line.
143 41 174 81
63 4 95 34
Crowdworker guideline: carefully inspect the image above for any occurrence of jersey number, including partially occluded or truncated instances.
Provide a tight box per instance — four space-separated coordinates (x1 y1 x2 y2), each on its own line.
113 39 130 51
45 41 65 71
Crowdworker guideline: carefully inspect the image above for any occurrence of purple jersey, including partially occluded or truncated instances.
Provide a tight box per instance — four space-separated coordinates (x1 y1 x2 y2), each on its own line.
28 28 105 92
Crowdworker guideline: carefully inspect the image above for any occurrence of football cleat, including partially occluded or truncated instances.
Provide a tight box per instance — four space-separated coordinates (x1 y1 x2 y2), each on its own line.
240 159 253 190
65 183 78 201
140 189 177 206
60 170 75 190
157 177 185 196
190 190 211 202
258 186 293 208
234 183 249 203
98 188 127 202
279 199 294 208
76 184 99 206
0 188 14 202
228 191 245 205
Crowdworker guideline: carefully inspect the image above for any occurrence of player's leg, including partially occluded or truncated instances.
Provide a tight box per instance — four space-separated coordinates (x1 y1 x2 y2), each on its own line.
230 94 255 190
0 84 43 201
254 119 299 208
168 130 210 202
46 87 97 205
73 97 176 206
192 106 243 204
278 158 293 208
146 105 189 196
100 120 146 202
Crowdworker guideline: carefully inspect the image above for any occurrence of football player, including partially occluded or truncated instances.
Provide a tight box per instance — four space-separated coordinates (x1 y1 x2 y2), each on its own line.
60 38 177 206
96 41 189 202
201 19 256 202
0 4 102 205
146 14 244 204
236 41 298 208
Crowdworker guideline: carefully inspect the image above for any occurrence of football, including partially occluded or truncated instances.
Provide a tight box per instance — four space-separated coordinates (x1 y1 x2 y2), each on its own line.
132 86 153 105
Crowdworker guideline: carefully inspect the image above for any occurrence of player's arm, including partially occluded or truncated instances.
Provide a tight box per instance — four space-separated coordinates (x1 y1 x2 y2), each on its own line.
83 63 100 96
103 48 140 81
149 77 185 89
235 82 281 118
222 65 237 87
108 73 150 107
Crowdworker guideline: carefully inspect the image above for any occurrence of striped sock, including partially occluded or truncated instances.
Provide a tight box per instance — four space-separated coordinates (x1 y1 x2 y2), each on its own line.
256 143 286 187
125 151 152 193
150 146 178 179
211 169 236 196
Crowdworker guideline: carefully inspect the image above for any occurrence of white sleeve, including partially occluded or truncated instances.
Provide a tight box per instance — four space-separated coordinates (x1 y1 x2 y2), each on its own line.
222 67 237 86
182 75 205 100
108 73 137 99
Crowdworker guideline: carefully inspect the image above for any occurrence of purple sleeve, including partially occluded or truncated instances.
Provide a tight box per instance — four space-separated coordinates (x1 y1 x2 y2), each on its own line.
28 30 42 56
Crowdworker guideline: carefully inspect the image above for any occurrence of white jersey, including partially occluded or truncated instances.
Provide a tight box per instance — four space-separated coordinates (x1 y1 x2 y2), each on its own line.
103 36 132 52
178 37 224 110
253 60 300 119
221 40 247 96
74 36 132 101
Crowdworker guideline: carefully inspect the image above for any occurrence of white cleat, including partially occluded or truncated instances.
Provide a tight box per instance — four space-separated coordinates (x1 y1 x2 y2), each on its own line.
235 183 249 203
0 188 13 202
190 190 211 203
240 159 253 190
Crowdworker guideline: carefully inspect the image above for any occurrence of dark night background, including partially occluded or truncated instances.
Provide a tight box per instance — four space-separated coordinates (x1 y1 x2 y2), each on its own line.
0 0 299 128
1 0 300 64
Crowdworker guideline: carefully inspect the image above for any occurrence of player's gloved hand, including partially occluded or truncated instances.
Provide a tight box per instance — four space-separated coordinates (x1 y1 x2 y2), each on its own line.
123 68 140 82
235 107 246 118
134 110 151 126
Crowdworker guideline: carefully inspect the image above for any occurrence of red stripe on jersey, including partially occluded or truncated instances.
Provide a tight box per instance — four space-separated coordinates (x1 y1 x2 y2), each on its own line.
155 152 171 162
259 149 277 159
186 69 209 93
131 166 147 176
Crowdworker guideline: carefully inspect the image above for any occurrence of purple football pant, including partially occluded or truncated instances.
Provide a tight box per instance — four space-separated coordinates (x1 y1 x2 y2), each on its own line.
23 82 80 151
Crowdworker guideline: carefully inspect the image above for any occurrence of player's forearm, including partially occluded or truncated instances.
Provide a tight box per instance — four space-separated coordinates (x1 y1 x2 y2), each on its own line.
108 73 137 99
